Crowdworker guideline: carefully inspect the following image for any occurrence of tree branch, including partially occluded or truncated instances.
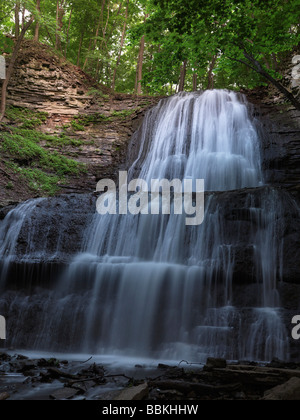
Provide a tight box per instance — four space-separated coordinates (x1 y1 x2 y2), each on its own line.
227 45 300 110
226 55 258 73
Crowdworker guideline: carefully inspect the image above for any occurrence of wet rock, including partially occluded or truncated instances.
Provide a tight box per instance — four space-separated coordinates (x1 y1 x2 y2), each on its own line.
50 387 80 400
9 360 37 373
114 382 149 401
80 363 105 378
3 354 300 400
37 358 61 368
158 363 174 369
46 367 79 380
39 371 55 383
204 358 227 371
262 377 300 400
0 353 11 362
70 380 96 393
22 370 37 377
16 354 29 360
0 392 10 400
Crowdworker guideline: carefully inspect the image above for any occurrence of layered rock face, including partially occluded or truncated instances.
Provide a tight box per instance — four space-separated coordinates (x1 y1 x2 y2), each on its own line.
2 41 160 196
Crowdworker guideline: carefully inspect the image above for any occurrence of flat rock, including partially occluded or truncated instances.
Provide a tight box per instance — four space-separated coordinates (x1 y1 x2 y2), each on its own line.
114 383 148 401
204 358 227 370
50 387 80 400
262 377 300 400
0 392 10 401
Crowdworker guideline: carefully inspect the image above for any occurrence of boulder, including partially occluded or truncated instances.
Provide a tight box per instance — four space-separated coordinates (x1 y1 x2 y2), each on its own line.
263 377 300 400
50 387 80 400
114 383 149 401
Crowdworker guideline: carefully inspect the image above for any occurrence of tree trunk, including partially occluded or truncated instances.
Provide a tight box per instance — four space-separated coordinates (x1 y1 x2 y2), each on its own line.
135 14 148 95
135 35 145 95
100 0 110 53
33 0 41 43
82 37 93 71
77 32 84 67
55 1 65 51
55 1 60 49
272 53 279 72
262 54 271 70
15 2 20 39
64 7 73 58
242 50 300 111
0 17 34 121
84 0 106 72
111 0 129 91
94 0 106 49
193 73 198 91
208 55 217 89
178 60 187 92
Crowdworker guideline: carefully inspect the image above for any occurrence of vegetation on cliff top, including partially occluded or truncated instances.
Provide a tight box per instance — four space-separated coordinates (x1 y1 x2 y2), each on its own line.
0 0 299 100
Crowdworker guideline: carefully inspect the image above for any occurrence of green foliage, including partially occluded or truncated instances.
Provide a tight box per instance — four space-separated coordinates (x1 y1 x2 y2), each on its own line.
5 182 14 190
140 0 300 93
45 133 84 148
17 167 61 195
1 106 87 196
0 34 13 54
6 161 61 195
70 119 85 132
110 109 136 119
5 106 48 128
86 87 110 100
1 131 85 175
69 111 137 128
1 1 299 96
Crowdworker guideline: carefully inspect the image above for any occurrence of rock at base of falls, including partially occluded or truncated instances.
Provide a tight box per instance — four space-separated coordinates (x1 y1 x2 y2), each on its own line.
263 377 300 400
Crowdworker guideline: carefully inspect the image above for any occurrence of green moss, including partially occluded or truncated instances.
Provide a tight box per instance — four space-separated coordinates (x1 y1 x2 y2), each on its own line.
6 162 61 196
44 133 84 148
19 168 61 195
71 120 85 131
5 182 14 190
86 87 110 100
6 106 48 128
1 112 87 196
2 132 85 174
110 109 136 119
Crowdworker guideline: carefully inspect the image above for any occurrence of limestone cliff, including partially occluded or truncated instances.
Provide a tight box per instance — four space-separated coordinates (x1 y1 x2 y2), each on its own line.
0 40 160 206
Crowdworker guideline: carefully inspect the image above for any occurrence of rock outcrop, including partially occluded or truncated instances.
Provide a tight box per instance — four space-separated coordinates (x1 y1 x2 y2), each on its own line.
2 352 300 400
1 41 160 202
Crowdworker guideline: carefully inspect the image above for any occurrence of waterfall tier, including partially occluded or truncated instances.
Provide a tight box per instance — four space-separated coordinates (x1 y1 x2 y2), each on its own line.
0 90 293 362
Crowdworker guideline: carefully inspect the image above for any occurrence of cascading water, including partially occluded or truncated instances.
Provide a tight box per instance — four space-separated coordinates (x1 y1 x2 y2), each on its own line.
0 90 290 362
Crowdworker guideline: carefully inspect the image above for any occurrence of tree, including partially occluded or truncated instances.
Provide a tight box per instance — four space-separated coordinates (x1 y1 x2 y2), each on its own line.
55 0 65 51
0 15 34 121
135 33 145 94
33 0 41 42
2 0 299 98
15 1 21 38
207 55 217 90
135 13 148 94
178 60 187 92
111 0 129 91
143 0 300 107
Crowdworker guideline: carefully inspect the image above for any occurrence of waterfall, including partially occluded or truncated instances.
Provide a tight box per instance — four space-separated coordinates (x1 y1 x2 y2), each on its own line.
0 199 45 287
0 90 290 362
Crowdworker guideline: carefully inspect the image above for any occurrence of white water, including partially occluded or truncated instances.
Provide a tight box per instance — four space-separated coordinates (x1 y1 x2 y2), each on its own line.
0 199 45 285
0 90 290 362
129 90 263 189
